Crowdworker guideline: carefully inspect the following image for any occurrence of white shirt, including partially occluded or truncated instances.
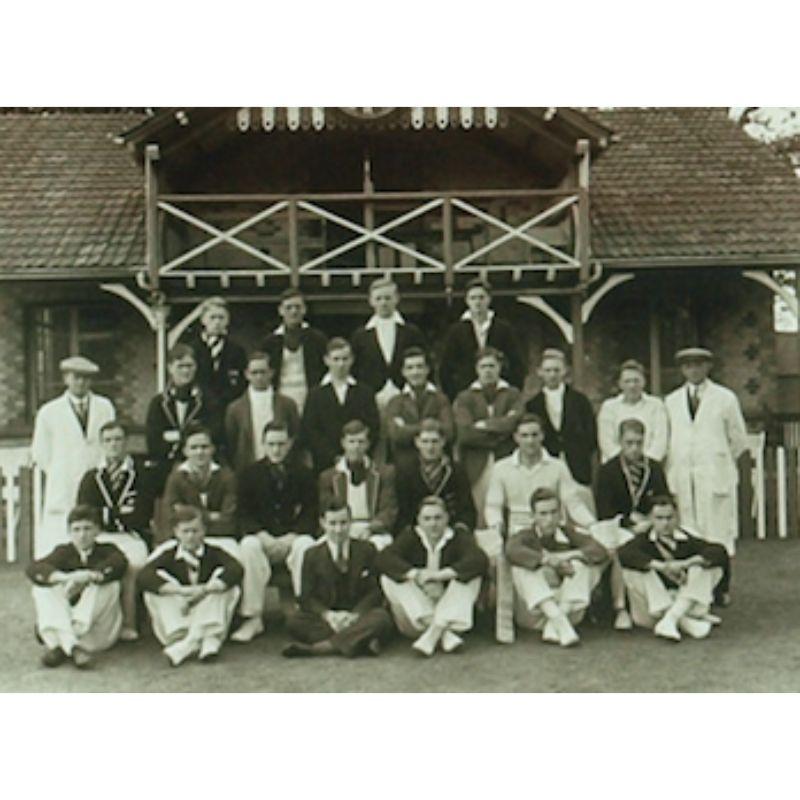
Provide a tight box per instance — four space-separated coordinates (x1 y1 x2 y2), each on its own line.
326 537 351 564
248 386 275 461
461 309 495 350
321 373 356 405
597 392 669 463
414 526 455 571
366 311 404 365
279 345 307 412
543 383 566 432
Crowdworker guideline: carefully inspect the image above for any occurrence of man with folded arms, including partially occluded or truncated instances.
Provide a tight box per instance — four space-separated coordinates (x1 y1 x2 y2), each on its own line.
617 494 728 641
505 488 609 647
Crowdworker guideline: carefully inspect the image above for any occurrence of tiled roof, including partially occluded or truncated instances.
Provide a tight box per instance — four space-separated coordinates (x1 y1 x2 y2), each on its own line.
0 111 146 275
588 107 800 264
1 108 800 277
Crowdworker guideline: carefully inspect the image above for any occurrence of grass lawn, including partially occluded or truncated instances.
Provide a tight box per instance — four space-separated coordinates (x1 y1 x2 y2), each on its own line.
1 537 799 692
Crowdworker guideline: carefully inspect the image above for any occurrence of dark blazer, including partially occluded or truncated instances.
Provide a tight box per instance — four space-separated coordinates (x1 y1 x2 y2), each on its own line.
299 539 384 615
27 542 128 586
301 380 381 473
385 385 454 471
318 461 397 534
525 385 597 486
395 455 476 533
263 324 328 393
238 457 318 537
162 464 239 539
595 456 670 527
351 319 426 393
506 524 608 571
182 331 248 410
377 526 488 583
137 540 243 593
145 385 213 489
77 456 157 543
224 389 300 474
453 383 522 485
439 315 526 400
618 528 729 578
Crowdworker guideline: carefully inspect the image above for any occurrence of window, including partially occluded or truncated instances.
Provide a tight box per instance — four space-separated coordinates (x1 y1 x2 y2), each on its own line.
773 270 798 333
27 304 120 417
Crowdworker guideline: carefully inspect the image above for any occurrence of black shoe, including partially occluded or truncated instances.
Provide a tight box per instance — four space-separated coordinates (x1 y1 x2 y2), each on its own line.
71 646 93 669
41 648 67 668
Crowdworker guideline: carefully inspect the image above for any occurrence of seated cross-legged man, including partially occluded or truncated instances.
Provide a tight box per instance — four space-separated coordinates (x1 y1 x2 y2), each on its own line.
27 505 128 669
282 499 394 659
395 418 476 534
77 420 156 642
234 421 319 642
506 488 609 648
377 496 488 657
161 423 265 643
594 418 671 631
617 494 728 642
138 505 243 666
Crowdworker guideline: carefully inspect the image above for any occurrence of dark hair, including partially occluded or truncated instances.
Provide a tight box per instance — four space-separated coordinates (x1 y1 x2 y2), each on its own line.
320 497 351 518
465 277 492 295
171 504 205 528
341 419 369 439
619 359 646 377
67 504 101 528
530 487 560 511
416 495 448 518
99 419 127 437
247 350 272 369
514 412 544 433
263 421 290 439
167 343 197 365
416 418 444 437
475 346 504 367
649 494 677 512
279 288 305 304
180 422 213 450
401 346 429 367
326 337 352 356
619 418 646 438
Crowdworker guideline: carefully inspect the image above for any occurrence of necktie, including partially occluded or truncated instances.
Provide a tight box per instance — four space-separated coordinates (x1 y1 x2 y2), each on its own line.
482 383 498 408
206 335 224 371
413 387 427 417
269 463 286 489
284 327 302 352
421 457 447 491
623 457 645 498
688 387 700 420
335 541 348 573
106 461 127 497
73 399 88 432
349 461 367 487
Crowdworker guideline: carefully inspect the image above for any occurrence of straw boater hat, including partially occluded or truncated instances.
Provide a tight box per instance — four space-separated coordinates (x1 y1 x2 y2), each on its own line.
674 347 713 364
59 356 100 375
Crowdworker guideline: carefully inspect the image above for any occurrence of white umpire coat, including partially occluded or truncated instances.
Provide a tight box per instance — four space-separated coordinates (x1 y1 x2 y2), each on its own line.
31 391 115 556
664 380 747 555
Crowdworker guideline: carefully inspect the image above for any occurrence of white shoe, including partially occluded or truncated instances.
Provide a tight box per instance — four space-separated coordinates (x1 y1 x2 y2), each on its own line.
654 616 681 642
441 631 464 654
678 617 712 639
614 609 633 631
164 638 200 667
697 612 722 626
199 636 222 661
230 617 264 643
542 620 560 644
120 627 139 642
556 617 580 647
412 629 438 657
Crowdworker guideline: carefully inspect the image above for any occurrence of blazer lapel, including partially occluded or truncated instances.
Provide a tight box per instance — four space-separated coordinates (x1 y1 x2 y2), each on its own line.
334 470 348 502
241 395 254 454
160 393 178 428
366 467 380 516
185 392 203 425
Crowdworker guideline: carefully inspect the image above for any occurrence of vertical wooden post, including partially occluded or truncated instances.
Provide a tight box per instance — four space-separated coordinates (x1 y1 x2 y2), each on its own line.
442 198 454 294
363 151 376 271
288 199 300 288
572 139 591 386
649 293 662 395
144 144 166 390
570 293 584 386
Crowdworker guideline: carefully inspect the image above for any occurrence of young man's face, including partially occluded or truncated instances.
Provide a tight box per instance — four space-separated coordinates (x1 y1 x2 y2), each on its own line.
465 287 491 317
279 296 306 328
246 358 273 391
415 430 444 463
183 432 214 468
202 307 229 336
476 356 501 386
620 429 645 462
69 518 99 552
417 503 448 538
263 430 291 465
325 346 354 379
64 371 91 398
168 356 197 387
322 507 351 546
514 421 544 457
175 516 206 551
369 285 399 318
619 368 645 400
680 359 711 386
100 426 128 462
538 357 565 390
532 498 560 535
650 503 677 536
402 355 429 389
342 431 370 463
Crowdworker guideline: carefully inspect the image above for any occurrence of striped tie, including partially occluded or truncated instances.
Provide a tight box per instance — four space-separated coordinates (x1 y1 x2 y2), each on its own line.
106 461 127 498
206 335 224 371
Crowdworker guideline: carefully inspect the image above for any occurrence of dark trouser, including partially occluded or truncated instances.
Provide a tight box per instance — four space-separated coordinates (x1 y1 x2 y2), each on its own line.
285 608 394 657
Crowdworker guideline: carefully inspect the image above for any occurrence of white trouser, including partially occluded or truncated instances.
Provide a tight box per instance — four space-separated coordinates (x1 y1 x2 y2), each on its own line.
622 566 723 629
380 575 481 637
511 562 603 630
32 582 122 654
144 587 241 647
96 532 148 622
203 536 267 620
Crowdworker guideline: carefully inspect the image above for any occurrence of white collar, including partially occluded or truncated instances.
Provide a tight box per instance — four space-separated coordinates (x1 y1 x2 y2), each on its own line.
648 528 689 543
543 383 566 396
248 385 274 398
321 373 357 387
511 448 553 468
365 311 405 329
201 330 227 342
274 321 309 336
178 460 221 475
414 525 455 554
402 381 437 396
685 380 709 393
65 391 91 405
468 378 511 392
99 454 134 472
617 392 648 405
326 537 350 560
176 543 205 563
334 455 372 475
461 309 495 325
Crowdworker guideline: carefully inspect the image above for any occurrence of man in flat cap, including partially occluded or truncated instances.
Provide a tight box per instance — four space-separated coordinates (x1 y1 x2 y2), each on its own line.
664 348 747 601
31 356 116 557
